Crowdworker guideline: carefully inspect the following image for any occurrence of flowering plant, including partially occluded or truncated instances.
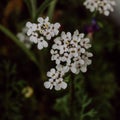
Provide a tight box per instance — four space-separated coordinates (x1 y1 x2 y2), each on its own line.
0 0 118 120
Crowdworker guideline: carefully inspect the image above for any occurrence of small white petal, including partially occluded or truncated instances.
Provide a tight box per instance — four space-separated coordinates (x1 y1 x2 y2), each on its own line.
56 59 60 64
81 48 85 53
27 29 32 36
67 32 71 39
81 66 87 73
46 34 51 40
30 36 37 43
71 66 77 73
32 24 37 31
55 85 61 91
17 33 24 41
54 23 60 28
51 68 56 74
45 17 49 22
79 59 85 65
79 33 84 38
74 30 79 35
52 44 58 49
104 11 109 16
37 43 43 50
47 71 51 77
44 81 51 89
26 22 32 28
37 17 43 23
61 82 67 89
61 32 66 39
43 40 48 48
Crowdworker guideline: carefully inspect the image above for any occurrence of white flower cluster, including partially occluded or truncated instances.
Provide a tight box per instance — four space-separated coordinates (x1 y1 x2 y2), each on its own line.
44 65 68 91
44 30 93 90
84 0 116 16
26 17 60 50
17 27 32 48
24 16 93 91
51 30 93 73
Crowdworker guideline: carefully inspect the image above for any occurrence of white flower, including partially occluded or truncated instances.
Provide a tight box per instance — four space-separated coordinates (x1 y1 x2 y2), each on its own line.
80 51 93 73
44 79 56 90
69 47 78 57
54 78 67 91
38 17 49 24
26 22 37 35
56 64 69 76
84 0 116 16
17 27 32 48
26 16 60 50
37 37 48 50
47 68 59 79
29 34 38 43
66 62 77 74
80 38 91 49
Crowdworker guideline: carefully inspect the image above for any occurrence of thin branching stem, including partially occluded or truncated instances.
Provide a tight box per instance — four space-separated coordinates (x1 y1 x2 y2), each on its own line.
70 74 75 120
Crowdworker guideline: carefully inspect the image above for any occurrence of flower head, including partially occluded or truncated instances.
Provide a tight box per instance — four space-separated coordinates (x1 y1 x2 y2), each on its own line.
84 0 116 16
51 30 93 74
44 67 67 91
26 16 60 50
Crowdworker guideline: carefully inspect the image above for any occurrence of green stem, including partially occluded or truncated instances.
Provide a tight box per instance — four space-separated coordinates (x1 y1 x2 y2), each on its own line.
39 52 47 81
47 0 57 21
0 24 40 68
36 0 54 20
80 106 85 120
70 74 75 120
92 10 97 18
30 0 37 21
24 0 32 16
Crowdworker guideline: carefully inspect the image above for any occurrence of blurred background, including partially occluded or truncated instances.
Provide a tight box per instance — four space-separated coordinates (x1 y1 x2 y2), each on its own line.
0 0 120 120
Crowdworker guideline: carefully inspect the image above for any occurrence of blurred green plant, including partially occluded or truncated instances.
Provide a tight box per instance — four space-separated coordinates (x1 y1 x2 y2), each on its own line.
0 61 24 120
53 74 99 120
0 60 38 120
0 25 39 66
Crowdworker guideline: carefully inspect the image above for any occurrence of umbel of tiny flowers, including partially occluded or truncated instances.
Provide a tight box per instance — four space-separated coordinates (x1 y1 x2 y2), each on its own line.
51 30 93 74
17 27 32 48
44 65 68 91
84 0 116 16
44 30 93 91
26 17 60 50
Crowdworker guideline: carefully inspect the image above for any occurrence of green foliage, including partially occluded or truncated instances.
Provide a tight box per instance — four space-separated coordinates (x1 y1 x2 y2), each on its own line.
0 61 24 120
0 25 39 67
0 61 38 120
53 75 99 120
24 0 56 21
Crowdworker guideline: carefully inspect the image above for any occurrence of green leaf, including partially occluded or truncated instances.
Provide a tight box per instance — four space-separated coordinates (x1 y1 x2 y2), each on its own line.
24 0 32 18
0 24 39 67
35 0 54 20
98 21 104 28
82 96 92 108
24 0 37 21
30 0 37 21
47 0 57 21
